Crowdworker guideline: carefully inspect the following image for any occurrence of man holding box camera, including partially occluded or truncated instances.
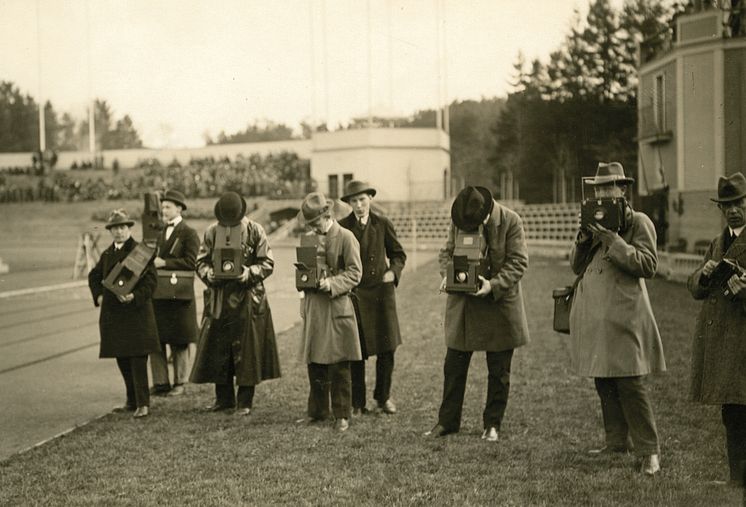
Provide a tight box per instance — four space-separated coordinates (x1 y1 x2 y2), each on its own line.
426 186 529 442
339 180 406 416
149 189 200 397
570 162 665 476
190 192 281 415
688 172 746 487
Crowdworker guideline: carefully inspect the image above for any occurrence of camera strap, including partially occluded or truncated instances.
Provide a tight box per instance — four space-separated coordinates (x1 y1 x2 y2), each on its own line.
570 241 602 294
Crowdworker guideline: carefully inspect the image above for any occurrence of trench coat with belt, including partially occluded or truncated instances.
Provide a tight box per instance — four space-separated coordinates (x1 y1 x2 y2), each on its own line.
88 237 161 358
687 228 746 405
299 221 364 364
438 201 530 352
569 209 666 378
339 211 406 357
152 219 200 345
190 218 281 386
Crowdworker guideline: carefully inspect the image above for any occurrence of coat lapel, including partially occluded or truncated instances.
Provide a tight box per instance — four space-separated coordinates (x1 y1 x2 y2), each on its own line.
724 227 746 266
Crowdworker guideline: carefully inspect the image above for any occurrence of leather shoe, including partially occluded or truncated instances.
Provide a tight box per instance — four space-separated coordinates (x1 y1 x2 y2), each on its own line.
640 454 661 476
588 445 628 455
133 406 149 418
112 404 135 413
204 403 234 412
378 399 397 414
424 424 455 437
481 427 499 442
352 407 369 416
334 418 349 432
167 385 185 397
150 384 171 396
235 407 252 416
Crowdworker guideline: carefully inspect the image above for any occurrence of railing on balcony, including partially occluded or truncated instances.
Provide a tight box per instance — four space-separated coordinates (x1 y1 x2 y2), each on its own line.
638 103 673 143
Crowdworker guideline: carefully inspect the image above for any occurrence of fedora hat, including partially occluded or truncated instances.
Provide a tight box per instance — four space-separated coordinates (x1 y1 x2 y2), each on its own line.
711 172 746 203
341 180 376 203
587 162 635 186
105 209 135 229
451 186 494 232
297 192 334 227
214 192 247 226
161 189 187 210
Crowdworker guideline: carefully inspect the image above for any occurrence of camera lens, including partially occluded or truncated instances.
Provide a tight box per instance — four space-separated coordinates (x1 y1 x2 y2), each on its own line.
301 274 308 282
594 208 605 220
456 272 467 283
222 260 234 272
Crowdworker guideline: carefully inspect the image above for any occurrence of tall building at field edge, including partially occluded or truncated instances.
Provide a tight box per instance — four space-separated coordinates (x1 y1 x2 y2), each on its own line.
637 4 746 252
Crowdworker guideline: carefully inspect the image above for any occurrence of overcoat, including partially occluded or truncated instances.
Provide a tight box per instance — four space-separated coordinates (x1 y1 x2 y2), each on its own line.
339 211 406 356
687 228 746 405
438 201 530 352
88 237 161 358
152 219 200 345
299 221 364 364
569 209 666 377
190 218 281 386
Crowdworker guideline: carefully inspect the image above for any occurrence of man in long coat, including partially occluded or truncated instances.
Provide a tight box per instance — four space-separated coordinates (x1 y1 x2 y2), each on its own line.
339 180 406 415
88 209 160 418
190 192 281 415
298 192 363 432
688 172 746 487
150 189 200 397
427 186 529 442
569 162 665 476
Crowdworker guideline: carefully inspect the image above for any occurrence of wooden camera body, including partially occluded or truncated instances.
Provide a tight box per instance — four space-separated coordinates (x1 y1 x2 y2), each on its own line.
707 258 744 300
445 227 488 294
213 224 244 280
295 234 328 291
580 197 627 231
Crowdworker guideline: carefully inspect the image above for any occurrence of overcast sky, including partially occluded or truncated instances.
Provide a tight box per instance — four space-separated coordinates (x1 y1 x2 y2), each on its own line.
0 0 613 148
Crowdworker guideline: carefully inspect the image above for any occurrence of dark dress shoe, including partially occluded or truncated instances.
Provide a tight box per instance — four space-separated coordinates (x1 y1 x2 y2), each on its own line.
235 407 252 416
150 384 171 396
112 404 136 413
352 407 370 416
588 445 628 455
378 399 397 414
424 424 455 437
204 403 235 412
133 406 149 418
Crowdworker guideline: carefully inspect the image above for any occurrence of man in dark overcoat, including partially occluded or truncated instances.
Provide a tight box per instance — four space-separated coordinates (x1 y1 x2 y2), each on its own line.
688 172 746 487
339 180 406 415
150 189 200 397
88 209 161 418
190 192 281 415
426 186 529 442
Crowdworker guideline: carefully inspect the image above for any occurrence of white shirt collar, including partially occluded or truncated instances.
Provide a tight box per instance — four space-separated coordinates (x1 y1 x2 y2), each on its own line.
356 213 369 225
729 225 745 237
322 219 334 234
114 242 124 250
167 216 182 227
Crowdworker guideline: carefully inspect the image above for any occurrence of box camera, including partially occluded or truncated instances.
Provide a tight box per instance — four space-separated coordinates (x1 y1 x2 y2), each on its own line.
212 224 243 280
103 242 157 297
445 228 490 294
581 197 627 231
706 258 744 300
295 234 328 291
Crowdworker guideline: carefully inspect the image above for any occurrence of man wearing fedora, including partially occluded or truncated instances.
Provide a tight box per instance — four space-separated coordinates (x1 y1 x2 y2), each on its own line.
426 186 529 442
688 172 746 487
297 192 363 432
88 209 161 418
190 192 281 415
339 180 406 415
149 189 200 397
569 162 665 476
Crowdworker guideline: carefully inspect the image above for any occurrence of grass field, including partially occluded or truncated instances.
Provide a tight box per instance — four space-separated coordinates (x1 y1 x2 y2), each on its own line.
0 251 742 506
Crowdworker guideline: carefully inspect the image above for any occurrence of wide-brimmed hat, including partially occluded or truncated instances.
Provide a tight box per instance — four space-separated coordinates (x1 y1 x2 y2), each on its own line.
105 209 135 229
451 186 494 232
711 172 746 203
161 189 187 210
587 162 635 186
214 192 247 226
297 192 334 227
340 180 377 203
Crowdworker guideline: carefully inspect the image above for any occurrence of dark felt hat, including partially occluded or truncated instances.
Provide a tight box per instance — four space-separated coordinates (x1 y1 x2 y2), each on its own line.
711 172 746 203
214 192 247 226
105 209 135 229
297 192 334 227
451 186 494 232
340 180 377 203
161 189 187 210
587 162 635 186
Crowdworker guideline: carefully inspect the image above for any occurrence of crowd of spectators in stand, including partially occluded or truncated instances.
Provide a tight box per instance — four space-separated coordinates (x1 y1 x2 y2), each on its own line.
0 152 310 204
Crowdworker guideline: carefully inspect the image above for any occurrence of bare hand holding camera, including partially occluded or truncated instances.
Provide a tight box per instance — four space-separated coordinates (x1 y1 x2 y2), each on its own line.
318 278 331 293
153 256 166 268
439 276 447 293
206 267 215 284
701 260 718 277
587 222 618 247
117 293 134 304
726 274 746 296
468 275 492 297
238 265 250 283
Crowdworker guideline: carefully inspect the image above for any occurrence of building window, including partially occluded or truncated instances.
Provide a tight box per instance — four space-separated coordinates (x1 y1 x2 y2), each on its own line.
328 174 339 199
654 74 665 130
342 173 353 191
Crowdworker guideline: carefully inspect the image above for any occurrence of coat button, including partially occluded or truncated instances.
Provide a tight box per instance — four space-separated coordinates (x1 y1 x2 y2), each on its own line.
707 320 713 325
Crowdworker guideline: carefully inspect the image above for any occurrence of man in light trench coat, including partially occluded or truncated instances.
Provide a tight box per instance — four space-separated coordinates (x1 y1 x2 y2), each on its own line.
297 192 363 433
426 185 529 442
569 162 666 476
339 180 406 415
688 172 746 488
